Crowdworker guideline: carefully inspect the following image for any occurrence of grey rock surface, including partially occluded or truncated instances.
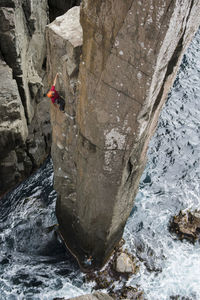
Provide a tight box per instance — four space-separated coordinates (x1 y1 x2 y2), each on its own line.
0 59 28 153
0 58 29 192
47 1 200 269
0 0 48 122
115 253 136 274
0 0 51 194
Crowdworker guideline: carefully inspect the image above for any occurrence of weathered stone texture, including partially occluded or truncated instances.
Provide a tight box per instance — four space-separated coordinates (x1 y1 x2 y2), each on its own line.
77 0 200 267
47 1 200 269
0 60 28 150
0 0 48 122
0 58 28 191
0 0 51 194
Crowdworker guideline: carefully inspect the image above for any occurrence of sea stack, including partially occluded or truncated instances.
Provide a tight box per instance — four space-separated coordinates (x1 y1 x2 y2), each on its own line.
46 1 200 269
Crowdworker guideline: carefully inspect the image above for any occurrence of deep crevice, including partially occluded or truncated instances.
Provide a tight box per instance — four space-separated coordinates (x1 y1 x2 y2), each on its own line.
14 75 29 123
22 1 35 36
42 57 47 71
126 158 133 183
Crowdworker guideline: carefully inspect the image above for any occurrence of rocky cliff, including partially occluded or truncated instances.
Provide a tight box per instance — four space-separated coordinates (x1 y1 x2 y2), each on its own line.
0 0 80 195
47 0 200 270
0 0 51 194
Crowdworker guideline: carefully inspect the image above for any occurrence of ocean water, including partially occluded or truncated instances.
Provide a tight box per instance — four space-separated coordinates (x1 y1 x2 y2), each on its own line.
124 29 200 299
0 29 200 300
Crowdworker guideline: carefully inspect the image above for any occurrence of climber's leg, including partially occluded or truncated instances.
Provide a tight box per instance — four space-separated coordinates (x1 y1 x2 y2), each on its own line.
58 97 65 112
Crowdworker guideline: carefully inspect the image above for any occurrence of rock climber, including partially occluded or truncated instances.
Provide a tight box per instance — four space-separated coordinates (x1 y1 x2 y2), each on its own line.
47 73 65 112
83 255 93 267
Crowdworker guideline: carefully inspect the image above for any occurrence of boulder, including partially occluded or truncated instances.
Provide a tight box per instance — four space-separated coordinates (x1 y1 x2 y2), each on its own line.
115 253 136 274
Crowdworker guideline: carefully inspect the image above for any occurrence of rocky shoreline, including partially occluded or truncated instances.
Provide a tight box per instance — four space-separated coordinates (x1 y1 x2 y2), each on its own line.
54 239 144 300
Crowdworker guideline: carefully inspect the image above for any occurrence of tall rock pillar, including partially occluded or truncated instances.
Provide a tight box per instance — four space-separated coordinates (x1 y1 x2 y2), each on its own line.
47 1 200 269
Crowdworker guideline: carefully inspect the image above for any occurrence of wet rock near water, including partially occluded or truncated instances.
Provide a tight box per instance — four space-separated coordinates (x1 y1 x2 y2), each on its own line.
115 252 137 274
169 210 200 243
133 236 163 274
109 286 145 300
170 296 194 300
84 240 141 299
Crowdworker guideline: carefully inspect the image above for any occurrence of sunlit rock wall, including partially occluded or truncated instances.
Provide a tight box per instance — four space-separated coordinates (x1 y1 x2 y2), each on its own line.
47 1 200 269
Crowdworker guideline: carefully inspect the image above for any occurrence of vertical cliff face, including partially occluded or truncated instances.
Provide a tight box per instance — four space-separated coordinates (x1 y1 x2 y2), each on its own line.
47 1 200 269
0 0 48 122
0 0 51 194
0 58 28 189
46 7 82 257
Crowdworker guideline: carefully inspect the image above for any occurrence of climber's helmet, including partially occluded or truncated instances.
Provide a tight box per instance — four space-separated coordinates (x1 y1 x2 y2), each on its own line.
47 90 55 98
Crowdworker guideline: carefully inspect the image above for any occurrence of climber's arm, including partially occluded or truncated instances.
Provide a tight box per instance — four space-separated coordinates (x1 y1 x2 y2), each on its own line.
53 73 58 87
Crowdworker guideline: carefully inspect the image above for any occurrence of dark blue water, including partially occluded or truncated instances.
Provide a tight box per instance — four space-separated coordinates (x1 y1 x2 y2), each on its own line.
1 29 200 300
0 160 90 299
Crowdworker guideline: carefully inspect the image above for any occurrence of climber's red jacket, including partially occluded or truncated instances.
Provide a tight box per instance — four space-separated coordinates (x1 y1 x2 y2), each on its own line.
47 85 60 104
